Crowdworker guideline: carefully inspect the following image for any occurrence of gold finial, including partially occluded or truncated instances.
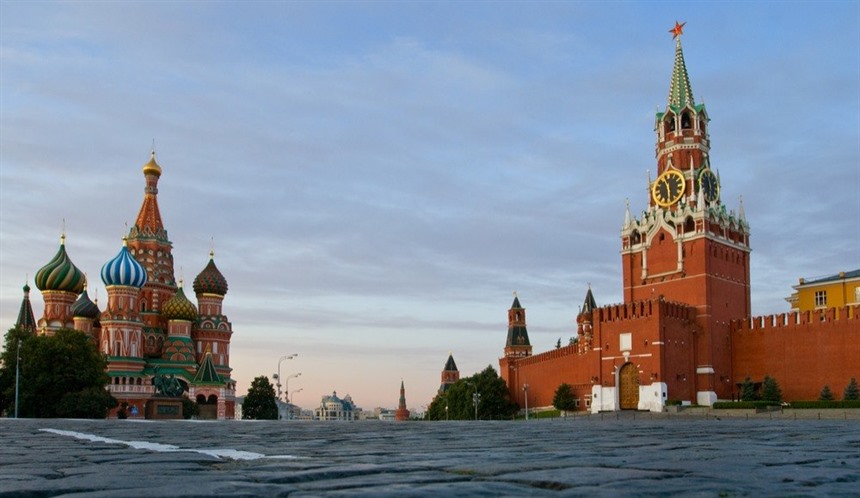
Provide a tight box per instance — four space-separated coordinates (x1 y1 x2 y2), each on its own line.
61 219 66 245
209 237 215 259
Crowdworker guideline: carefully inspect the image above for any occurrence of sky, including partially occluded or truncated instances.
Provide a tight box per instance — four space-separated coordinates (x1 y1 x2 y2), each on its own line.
1 1 858 412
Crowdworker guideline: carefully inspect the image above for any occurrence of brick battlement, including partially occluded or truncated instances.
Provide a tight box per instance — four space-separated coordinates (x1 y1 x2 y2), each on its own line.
518 344 578 366
593 298 695 323
731 305 859 332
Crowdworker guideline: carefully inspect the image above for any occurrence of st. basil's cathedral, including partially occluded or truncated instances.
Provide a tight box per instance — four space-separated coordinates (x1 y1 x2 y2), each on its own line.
15 152 236 419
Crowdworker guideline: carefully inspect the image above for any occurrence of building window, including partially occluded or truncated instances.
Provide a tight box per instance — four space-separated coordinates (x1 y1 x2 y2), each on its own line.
854 287 860 304
814 290 827 308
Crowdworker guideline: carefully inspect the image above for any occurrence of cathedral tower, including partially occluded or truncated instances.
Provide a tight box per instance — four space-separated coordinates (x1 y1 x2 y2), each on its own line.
126 151 178 356
100 238 148 375
439 353 460 394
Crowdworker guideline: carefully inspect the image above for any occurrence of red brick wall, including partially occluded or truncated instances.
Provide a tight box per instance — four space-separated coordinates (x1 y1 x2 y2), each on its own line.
731 306 860 401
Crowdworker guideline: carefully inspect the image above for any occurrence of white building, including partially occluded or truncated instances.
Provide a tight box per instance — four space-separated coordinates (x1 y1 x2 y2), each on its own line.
314 391 359 421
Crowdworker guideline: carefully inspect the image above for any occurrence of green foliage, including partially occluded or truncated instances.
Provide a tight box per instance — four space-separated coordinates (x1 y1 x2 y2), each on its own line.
3 328 115 418
552 383 577 415
712 401 780 409
843 378 859 401
555 338 561 349
181 396 200 419
761 375 782 403
786 400 860 409
242 376 278 420
56 387 118 418
819 385 835 401
0 327 33 415
665 399 682 406
425 366 517 420
740 377 757 401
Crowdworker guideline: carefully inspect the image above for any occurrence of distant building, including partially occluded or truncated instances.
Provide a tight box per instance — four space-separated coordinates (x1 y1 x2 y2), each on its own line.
786 270 860 312
395 381 410 421
314 391 359 420
439 353 459 394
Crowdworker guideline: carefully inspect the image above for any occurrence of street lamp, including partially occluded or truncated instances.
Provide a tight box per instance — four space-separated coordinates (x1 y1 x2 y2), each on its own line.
289 387 303 404
274 354 297 401
467 382 480 421
284 373 301 402
523 383 530 421
14 338 21 419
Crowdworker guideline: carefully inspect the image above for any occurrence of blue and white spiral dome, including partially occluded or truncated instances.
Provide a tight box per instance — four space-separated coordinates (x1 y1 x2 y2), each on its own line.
101 239 147 288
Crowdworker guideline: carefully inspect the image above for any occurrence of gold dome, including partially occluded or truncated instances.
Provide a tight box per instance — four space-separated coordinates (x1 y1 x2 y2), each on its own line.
142 151 162 177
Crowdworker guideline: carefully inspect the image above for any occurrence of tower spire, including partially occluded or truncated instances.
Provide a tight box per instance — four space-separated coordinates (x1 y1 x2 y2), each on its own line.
667 21 694 110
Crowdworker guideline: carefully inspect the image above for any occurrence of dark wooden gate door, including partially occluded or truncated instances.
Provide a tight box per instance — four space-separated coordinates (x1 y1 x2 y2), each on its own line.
619 363 640 410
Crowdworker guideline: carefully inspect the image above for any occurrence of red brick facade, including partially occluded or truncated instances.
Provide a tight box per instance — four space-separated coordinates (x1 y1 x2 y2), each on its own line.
500 29 858 412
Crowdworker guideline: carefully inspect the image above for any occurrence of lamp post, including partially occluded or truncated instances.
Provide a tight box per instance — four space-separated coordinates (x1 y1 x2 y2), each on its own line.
289 387 303 404
284 373 301 403
445 403 448 421
274 354 297 401
523 383 530 421
467 382 480 421
288 388 303 420
14 338 21 419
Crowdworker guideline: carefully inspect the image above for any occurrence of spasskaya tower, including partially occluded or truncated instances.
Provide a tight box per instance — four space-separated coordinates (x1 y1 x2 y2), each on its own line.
620 22 751 403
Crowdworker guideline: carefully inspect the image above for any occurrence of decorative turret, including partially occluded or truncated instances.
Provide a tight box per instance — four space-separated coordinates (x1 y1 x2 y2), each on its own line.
101 238 148 288
193 251 228 297
162 284 197 322
395 380 410 421
504 293 532 358
576 286 597 352
439 353 460 394
35 234 85 294
72 286 101 338
15 283 37 334
35 234 86 335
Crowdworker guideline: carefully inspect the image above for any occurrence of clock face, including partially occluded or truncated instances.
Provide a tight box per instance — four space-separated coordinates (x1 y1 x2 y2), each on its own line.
698 169 719 203
652 170 686 207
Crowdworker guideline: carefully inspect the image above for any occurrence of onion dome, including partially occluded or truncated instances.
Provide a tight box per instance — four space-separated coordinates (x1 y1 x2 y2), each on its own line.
193 251 228 296
101 238 148 288
72 289 100 319
35 235 86 293
142 150 162 177
162 284 198 321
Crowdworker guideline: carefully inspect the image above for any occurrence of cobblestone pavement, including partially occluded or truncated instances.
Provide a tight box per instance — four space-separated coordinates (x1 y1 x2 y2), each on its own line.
1 415 858 497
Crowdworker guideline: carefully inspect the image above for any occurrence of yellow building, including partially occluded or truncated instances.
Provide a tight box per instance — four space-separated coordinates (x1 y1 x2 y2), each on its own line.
786 269 860 311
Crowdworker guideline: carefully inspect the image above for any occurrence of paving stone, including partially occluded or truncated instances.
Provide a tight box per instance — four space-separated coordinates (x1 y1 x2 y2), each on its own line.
1 416 858 496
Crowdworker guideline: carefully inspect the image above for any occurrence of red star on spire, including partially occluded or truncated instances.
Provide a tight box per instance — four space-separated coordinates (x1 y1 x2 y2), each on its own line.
670 21 686 39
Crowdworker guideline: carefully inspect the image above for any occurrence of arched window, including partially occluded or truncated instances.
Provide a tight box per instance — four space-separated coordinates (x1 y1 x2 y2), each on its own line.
681 112 692 129
664 114 676 133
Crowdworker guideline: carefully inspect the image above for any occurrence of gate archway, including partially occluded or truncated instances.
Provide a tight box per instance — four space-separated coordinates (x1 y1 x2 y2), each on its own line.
619 363 640 410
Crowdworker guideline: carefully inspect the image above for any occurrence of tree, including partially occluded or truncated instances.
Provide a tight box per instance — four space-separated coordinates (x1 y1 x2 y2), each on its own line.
819 385 835 401
0 327 33 416
555 338 561 349
844 378 859 401
761 375 782 403
740 377 757 401
5 328 115 418
425 365 517 420
242 376 278 420
553 383 577 416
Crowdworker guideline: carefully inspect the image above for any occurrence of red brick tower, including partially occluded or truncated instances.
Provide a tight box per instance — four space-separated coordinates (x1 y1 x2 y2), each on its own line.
395 380 410 421
439 353 460 394
503 294 532 359
620 23 751 403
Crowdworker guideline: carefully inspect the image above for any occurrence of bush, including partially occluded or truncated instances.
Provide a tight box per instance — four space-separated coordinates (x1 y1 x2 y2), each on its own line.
761 375 782 403
819 385 835 401
665 399 682 406
786 400 860 409
712 401 779 409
